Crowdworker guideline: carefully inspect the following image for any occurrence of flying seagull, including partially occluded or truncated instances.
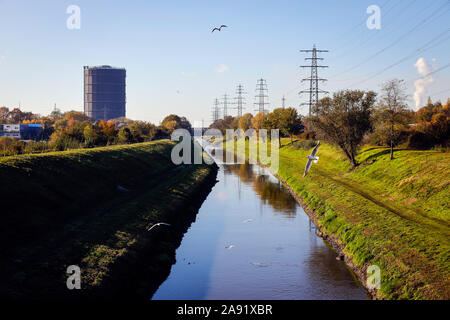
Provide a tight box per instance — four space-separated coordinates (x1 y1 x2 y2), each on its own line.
211 25 228 33
303 141 320 177
147 222 171 232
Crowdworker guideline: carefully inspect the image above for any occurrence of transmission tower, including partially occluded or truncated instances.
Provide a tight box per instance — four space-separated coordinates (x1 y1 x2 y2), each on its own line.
211 98 220 123
282 95 286 108
254 78 269 113
221 93 230 118
299 45 329 122
233 84 246 117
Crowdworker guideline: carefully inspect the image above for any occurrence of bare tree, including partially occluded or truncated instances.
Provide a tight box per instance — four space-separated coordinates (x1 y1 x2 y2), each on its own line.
311 90 376 167
375 79 409 160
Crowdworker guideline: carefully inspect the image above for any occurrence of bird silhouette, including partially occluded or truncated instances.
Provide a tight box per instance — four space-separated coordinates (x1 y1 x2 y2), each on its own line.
211 25 228 33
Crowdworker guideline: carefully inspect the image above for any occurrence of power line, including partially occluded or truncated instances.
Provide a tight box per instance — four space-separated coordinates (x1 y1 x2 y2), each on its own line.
428 88 450 97
330 1 449 79
331 0 393 55
254 79 269 113
329 0 420 63
299 45 329 125
347 29 450 88
413 62 450 81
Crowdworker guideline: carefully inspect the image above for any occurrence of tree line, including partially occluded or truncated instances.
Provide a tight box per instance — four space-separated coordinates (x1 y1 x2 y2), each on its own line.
209 107 303 146
0 109 192 157
210 79 449 168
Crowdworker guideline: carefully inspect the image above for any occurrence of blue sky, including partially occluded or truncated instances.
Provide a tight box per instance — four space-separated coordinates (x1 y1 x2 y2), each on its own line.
0 0 449 125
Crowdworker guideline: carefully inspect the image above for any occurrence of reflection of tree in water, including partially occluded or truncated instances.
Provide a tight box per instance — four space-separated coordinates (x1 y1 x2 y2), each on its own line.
225 163 297 216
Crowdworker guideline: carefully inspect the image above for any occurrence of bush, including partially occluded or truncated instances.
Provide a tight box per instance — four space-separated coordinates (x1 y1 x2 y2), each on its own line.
406 131 435 150
293 139 318 150
298 130 316 140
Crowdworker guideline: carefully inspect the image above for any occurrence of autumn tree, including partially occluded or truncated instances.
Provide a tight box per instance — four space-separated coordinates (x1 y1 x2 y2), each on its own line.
238 113 253 131
0 107 9 122
374 79 410 160
161 114 192 134
311 90 376 167
98 120 117 144
251 112 267 136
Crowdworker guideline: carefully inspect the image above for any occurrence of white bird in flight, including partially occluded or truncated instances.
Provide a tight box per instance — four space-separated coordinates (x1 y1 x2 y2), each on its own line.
303 141 320 177
147 222 171 232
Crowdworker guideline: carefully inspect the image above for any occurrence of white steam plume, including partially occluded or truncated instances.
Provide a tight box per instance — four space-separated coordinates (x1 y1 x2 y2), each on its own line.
413 57 434 109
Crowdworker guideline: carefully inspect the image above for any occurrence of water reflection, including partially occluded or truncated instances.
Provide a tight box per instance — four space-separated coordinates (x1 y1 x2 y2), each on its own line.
225 164 297 216
152 143 366 300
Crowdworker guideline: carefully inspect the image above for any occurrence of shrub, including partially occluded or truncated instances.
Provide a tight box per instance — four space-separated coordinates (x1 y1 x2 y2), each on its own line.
293 139 318 150
406 131 435 150
298 130 316 140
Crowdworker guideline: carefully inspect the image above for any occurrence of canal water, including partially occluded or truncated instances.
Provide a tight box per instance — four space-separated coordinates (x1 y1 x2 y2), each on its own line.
152 144 366 300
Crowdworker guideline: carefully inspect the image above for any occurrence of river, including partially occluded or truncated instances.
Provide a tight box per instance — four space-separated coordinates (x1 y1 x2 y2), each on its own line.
152 142 367 300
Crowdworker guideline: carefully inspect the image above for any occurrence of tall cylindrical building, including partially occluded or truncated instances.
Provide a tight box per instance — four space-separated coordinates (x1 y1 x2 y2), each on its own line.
84 65 126 120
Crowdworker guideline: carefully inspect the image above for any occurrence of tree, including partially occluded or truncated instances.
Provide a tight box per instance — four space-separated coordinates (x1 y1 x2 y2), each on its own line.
279 108 303 144
83 125 98 147
161 114 192 134
311 90 376 167
0 107 9 122
238 113 253 131
266 109 283 146
251 112 267 136
49 108 63 120
375 79 410 160
98 120 116 144
128 121 157 142
230 116 240 130
118 127 133 144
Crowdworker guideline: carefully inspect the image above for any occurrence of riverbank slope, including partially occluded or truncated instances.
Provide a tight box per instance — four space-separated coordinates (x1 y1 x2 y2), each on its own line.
232 138 449 299
1 140 217 299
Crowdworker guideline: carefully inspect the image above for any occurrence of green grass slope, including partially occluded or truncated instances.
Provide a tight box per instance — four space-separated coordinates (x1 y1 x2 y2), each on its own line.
0 140 217 299
234 138 449 299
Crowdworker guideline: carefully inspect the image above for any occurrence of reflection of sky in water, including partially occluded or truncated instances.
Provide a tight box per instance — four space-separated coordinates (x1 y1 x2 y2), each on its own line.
152 161 366 300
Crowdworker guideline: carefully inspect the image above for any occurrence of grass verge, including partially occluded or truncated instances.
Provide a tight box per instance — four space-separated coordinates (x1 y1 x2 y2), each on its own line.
1 140 218 299
231 138 449 300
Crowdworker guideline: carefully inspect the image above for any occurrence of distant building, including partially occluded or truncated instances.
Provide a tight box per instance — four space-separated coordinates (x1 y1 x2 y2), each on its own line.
84 65 126 121
0 123 43 140
0 124 21 138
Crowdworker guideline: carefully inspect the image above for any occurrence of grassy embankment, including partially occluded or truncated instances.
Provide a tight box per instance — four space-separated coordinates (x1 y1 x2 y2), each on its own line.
0 140 217 299
230 138 449 299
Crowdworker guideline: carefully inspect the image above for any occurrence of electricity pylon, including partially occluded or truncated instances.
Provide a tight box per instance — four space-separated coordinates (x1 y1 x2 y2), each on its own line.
254 78 269 113
233 84 246 117
299 45 329 124
221 93 230 118
211 98 220 123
